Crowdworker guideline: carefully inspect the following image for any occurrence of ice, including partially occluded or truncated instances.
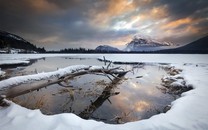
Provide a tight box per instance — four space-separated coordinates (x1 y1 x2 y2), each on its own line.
99 54 208 64
0 54 104 65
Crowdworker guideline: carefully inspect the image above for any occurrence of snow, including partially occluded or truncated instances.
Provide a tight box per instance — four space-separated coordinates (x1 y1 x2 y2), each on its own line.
0 54 208 130
7 34 23 41
1 54 207 65
99 54 208 64
0 54 103 65
0 60 30 65
123 36 175 52
0 69 5 77
0 65 90 89
170 79 186 88
162 75 187 88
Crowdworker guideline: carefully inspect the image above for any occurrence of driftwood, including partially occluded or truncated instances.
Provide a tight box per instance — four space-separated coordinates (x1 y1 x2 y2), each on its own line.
0 65 128 101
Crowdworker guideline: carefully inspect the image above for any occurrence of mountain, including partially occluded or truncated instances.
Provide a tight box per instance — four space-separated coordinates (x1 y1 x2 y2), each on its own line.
158 35 208 53
124 36 172 52
0 30 45 53
175 36 208 51
95 45 120 52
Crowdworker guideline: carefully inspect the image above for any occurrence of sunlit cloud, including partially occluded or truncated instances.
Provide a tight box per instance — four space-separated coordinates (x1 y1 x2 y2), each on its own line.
89 0 136 28
162 17 192 30
39 36 59 43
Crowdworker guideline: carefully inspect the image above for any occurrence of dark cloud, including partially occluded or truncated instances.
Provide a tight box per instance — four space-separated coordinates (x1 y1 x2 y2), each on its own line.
157 0 208 20
47 0 79 9
0 0 208 50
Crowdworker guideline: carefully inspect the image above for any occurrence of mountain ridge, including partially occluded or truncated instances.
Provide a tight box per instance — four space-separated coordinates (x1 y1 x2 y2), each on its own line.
157 35 208 53
95 45 120 52
0 30 45 53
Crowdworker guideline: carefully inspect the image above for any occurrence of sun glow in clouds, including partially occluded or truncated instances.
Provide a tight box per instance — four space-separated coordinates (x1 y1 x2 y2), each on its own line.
113 16 141 30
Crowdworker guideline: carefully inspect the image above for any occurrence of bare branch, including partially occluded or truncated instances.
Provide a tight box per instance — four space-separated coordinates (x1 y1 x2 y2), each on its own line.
103 56 106 65
58 82 73 88
107 61 112 69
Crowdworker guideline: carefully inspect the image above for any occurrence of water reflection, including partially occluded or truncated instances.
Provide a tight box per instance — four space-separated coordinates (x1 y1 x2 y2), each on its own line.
6 57 175 124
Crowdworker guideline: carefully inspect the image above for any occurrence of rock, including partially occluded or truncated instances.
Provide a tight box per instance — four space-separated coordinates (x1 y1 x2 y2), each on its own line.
163 105 171 113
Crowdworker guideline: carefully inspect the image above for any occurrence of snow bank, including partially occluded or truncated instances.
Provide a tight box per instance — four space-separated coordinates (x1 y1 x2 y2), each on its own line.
0 54 208 130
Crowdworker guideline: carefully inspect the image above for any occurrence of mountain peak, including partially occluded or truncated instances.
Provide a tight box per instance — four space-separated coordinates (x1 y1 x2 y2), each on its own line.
124 35 173 52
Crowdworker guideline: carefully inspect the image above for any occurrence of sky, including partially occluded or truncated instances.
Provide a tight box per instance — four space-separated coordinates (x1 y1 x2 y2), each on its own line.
0 0 208 50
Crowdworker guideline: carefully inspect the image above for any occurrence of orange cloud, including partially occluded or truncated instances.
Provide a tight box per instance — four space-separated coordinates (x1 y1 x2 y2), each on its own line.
150 6 168 19
162 17 192 29
161 17 207 39
89 0 136 27
107 0 135 16
26 0 58 13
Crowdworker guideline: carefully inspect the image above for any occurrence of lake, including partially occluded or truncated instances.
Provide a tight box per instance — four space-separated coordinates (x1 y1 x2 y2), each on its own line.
1 55 177 124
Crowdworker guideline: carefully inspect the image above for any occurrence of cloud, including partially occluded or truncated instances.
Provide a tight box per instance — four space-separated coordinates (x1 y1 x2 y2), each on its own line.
88 0 137 28
162 17 192 30
0 0 208 50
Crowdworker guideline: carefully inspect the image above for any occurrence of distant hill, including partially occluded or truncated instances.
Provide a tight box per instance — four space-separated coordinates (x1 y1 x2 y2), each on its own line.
95 45 120 52
176 36 208 51
158 36 208 53
0 30 45 53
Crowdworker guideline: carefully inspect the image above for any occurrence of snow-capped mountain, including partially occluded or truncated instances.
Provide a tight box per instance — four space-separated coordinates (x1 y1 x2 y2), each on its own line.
124 36 173 52
95 45 120 52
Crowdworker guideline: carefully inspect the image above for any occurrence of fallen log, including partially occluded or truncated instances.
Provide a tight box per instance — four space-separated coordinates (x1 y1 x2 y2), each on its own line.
0 65 128 99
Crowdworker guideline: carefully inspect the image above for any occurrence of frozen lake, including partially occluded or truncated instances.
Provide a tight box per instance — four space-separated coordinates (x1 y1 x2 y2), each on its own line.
0 54 208 129
0 54 180 124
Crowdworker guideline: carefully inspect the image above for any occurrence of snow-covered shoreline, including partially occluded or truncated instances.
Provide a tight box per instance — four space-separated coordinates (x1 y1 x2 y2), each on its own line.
0 54 208 65
0 54 208 130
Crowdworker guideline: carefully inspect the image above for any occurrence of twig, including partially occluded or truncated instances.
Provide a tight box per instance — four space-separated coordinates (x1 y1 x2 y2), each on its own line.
58 82 73 88
103 56 106 65
101 67 113 81
107 61 112 69
107 98 112 104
